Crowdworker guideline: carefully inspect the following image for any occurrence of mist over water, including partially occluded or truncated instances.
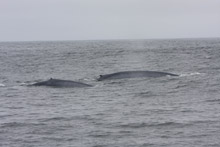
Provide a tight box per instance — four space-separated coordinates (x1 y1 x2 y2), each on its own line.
0 38 220 147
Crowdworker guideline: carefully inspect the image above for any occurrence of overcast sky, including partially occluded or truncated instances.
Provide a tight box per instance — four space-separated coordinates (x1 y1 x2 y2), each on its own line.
0 0 220 41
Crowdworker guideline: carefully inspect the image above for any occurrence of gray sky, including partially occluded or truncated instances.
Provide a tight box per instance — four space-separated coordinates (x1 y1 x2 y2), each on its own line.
0 0 220 41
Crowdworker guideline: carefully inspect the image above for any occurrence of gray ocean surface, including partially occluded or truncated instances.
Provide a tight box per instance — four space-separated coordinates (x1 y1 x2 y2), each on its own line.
0 38 220 147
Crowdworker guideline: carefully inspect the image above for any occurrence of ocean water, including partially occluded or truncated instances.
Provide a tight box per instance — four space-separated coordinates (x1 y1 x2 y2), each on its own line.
0 38 220 147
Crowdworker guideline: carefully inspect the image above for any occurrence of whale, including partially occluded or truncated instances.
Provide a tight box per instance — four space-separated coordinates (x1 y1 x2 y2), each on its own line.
30 78 92 88
97 70 178 81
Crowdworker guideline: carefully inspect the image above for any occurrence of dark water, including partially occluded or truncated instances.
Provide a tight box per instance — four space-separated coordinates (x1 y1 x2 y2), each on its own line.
0 38 220 147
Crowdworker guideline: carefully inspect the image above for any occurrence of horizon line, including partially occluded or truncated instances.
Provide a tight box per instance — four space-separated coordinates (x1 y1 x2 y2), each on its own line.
0 36 220 43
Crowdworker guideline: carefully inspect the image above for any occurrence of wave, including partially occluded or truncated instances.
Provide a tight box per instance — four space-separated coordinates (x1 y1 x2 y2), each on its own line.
0 83 5 87
206 99 220 103
0 122 45 129
117 121 189 129
39 116 72 122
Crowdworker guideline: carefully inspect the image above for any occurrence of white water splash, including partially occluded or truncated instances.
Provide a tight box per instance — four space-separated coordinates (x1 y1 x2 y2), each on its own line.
0 83 5 87
180 72 203 77
19 83 29 86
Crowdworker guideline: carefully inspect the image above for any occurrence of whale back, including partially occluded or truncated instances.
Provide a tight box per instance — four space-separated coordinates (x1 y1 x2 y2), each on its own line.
32 78 92 88
97 71 178 81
